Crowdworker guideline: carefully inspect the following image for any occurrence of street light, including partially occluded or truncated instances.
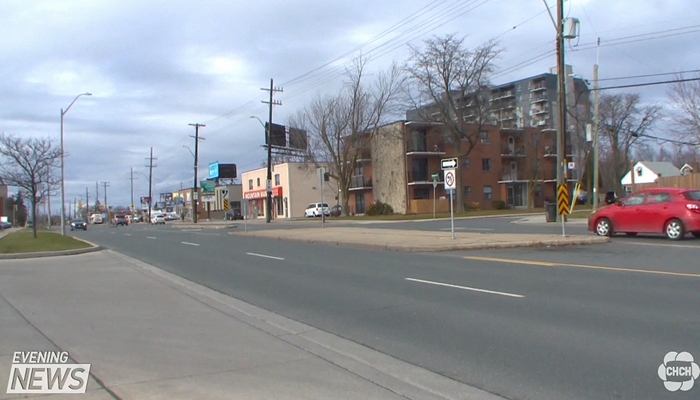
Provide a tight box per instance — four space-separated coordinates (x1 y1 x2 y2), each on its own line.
250 116 272 223
60 92 92 236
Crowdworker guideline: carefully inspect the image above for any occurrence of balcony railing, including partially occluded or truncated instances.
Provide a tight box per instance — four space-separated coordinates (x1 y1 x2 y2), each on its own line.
349 175 372 189
407 171 431 183
501 147 526 157
543 145 574 158
406 144 446 156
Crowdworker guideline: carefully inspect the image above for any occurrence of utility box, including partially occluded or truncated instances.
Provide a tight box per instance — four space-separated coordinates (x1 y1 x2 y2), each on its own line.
545 202 557 223
563 18 580 39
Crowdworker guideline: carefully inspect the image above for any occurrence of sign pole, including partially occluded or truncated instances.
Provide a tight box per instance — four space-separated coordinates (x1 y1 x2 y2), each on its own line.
561 162 567 237
449 189 455 239
433 183 436 219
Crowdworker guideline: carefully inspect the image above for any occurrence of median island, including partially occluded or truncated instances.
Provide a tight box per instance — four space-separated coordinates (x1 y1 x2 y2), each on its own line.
0 230 92 254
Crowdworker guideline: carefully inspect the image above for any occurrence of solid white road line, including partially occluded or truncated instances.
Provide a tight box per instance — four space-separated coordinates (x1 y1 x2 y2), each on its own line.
246 252 285 261
124 233 132 236
623 241 700 249
181 241 200 246
146 236 157 239
405 277 524 298
439 227 494 231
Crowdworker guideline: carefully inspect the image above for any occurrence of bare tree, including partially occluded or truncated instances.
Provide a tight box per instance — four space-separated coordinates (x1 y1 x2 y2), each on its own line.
668 74 700 145
404 35 500 211
597 93 661 193
0 133 61 238
289 58 404 216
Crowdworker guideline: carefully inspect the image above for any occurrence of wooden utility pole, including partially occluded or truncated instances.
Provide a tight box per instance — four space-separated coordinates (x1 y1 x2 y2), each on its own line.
188 124 206 223
556 0 567 223
145 148 157 222
261 79 283 223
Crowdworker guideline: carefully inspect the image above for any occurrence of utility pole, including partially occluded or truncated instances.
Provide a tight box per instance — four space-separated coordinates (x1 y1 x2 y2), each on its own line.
556 0 567 224
145 148 157 223
101 182 110 219
592 38 601 211
46 165 52 230
129 167 137 213
261 78 283 223
188 124 206 223
85 187 89 220
95 181 99 213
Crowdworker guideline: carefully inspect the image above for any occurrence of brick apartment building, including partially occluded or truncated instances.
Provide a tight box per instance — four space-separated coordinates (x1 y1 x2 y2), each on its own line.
342 67 589 215
345 120 570 215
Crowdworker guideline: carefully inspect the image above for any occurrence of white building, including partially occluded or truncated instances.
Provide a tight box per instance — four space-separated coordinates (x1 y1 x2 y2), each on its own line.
241 163 337 219
620 161 681 191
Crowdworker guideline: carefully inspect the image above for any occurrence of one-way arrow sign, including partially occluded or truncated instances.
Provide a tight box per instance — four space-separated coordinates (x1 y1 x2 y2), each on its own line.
441 158 458 170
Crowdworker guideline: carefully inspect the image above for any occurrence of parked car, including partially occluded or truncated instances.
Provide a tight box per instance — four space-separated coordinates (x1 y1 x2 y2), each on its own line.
330 205 342 217
164 212 179 221
133 215 144 223
588 188 700 240
71 219 88 231
114 215 128 226
604 191 618 205
1 221 12 229
304 202 331 217
151 213 166 225
225 209 244 220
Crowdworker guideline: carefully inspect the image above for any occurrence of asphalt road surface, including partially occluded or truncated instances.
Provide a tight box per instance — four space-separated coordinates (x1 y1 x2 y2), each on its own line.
74 220 700 400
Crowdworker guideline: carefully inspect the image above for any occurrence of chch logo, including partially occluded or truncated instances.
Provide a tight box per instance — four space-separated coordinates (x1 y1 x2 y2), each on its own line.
658 351 700 392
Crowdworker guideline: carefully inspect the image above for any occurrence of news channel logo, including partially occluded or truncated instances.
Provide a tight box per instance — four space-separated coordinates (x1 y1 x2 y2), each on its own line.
6 351 91 394
658 351 700 392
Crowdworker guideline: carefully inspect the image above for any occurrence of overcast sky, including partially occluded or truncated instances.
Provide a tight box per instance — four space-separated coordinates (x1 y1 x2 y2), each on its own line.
2 0 698 208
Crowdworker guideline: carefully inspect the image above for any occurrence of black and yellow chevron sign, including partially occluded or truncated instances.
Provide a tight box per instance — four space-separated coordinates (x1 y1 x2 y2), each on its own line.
223 199 230 212
557 184 570 215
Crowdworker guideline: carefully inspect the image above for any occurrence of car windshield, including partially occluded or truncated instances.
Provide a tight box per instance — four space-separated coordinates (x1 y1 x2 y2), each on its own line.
321 203 329 207
683 190 700 200
74 220 84 223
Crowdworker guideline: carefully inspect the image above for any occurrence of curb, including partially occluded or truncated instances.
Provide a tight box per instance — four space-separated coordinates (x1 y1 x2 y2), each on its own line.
0 237 103 260
228 232 610 252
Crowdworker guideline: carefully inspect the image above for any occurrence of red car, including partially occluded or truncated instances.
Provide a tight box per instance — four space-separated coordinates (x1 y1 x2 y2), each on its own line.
588 188 700 240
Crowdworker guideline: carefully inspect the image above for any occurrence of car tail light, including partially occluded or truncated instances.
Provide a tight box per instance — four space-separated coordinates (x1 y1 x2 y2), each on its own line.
685 203 700 213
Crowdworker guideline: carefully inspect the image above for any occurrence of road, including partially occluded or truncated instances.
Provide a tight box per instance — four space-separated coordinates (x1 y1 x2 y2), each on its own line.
73 219 700 400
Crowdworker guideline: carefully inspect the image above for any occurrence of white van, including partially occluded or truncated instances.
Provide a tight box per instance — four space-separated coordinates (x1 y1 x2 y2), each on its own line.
90 214 103 224
304 202 330 217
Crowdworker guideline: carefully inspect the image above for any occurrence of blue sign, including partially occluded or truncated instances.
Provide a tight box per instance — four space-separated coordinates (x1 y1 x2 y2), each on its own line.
208 162 219 179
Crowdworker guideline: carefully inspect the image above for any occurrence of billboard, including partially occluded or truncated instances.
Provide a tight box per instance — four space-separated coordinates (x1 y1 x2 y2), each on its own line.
289 127 308 150
265 122 287 147
209 162 219 180
218 163 237 179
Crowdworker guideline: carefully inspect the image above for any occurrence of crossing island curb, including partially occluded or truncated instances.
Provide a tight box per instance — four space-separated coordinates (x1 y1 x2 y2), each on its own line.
0 237 103 260
228 231 610 252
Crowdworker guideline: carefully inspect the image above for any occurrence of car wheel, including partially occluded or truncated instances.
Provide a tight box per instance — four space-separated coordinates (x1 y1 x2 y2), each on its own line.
595 218 613 237
665 219 686 240
693 232 700 238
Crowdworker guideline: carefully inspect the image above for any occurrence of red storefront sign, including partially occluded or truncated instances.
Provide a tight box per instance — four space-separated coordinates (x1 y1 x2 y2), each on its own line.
243 187 283 200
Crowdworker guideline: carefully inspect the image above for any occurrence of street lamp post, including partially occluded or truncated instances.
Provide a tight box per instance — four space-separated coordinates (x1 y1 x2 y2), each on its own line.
60 92 92 236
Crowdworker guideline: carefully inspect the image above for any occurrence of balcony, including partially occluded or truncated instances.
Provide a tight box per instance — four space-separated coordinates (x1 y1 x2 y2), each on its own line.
530 84 547 92
499 169 519 183
349 175 372 191
501 146 526 158
407 171 433 185
532 96 548 103
356 149 371 163
542 145 574 158
406 144 446 157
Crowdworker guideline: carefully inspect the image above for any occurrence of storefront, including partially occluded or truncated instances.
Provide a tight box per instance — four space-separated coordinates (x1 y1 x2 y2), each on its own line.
242 187 283 219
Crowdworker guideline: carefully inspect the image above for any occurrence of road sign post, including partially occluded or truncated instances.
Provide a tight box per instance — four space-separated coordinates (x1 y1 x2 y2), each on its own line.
557 182 570 238
431 173 439 219
444 169 457 240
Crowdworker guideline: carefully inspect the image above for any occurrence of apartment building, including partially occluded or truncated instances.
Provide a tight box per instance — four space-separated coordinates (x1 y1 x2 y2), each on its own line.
241 162 337 219
345 120 566 215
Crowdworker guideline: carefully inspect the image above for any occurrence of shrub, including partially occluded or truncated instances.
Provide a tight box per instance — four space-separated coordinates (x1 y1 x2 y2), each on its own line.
467 201 481 211
366 201 394 216
492 200 507 210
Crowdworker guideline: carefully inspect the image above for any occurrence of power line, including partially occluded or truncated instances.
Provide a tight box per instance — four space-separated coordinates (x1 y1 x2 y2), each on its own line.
595 76 700 91
596 69 700 82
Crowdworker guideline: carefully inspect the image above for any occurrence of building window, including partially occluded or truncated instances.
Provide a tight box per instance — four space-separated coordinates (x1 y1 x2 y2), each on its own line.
356 193 366 214
355 165 364 176
464 186 471 198
479 131 490 144
256 177 261 187
482 158 491 172
462 158 470 170
414 188 430 199
274 173 280 186
484 186 493 199
248 179 253 190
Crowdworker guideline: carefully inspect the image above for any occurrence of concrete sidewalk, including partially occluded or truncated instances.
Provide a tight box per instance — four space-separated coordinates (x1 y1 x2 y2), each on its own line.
511 214 589 225
229 227 607 252
0 251 505 400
